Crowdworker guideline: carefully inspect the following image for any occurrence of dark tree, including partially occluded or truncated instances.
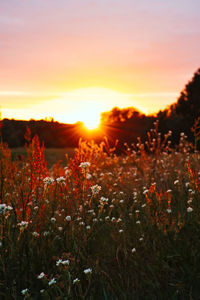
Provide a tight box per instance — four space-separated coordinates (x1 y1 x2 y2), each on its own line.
174 68 200 118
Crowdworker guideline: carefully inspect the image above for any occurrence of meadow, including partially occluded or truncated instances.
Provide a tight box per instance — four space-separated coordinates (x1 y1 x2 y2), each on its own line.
11 147 75 168
1 122 200 299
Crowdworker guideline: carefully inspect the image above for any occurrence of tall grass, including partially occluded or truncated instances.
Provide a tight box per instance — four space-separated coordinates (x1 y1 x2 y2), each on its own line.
0 123 200 299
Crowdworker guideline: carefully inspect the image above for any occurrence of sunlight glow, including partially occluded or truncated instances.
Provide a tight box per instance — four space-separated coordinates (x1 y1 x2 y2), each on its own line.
83 117 100 130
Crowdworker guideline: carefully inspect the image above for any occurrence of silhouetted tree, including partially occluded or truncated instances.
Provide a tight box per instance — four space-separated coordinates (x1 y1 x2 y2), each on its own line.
174 68 200 118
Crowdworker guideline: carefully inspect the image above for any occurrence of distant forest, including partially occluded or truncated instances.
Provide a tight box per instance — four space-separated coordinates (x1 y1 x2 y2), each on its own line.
2 68 200 150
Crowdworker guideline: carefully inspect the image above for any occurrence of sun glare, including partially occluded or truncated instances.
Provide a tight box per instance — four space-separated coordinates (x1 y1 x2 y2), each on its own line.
83 117 100 130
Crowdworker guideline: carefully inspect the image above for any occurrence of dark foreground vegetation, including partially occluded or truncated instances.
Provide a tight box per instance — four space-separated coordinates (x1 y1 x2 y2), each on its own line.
2 68 200 151
1 121 200 299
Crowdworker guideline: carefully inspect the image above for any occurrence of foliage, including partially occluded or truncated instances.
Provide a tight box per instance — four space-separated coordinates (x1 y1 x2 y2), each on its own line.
0 125 200 299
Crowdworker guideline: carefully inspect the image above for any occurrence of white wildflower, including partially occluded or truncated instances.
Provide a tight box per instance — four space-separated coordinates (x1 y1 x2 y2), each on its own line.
65 215 71 221
73 278 80 284
48 278 56 286
43 177 54 185
37 272 45 279
79 162 91 169
17 221 28 228
86 173 92 180
0 204 13 215
91 184 101 195
32 231 39 238
187 207 193 213
43 231 50 236
56 176 65 183
84 268 92 275
21 288 29 295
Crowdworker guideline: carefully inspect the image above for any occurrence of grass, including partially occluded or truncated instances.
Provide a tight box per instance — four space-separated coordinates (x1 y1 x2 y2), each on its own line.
1 124 200 299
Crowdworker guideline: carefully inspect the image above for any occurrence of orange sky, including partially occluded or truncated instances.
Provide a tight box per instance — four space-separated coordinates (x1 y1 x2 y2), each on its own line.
1 0 200 124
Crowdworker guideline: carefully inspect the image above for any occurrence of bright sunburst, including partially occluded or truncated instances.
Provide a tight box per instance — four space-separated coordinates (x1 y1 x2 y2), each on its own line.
83 118 100 130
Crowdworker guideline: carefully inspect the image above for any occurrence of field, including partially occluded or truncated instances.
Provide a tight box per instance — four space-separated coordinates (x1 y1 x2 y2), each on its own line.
1 124 200 299
11 148 75 168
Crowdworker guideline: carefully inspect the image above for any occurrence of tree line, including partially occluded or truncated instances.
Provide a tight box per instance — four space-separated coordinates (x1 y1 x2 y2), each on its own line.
1 68 200 150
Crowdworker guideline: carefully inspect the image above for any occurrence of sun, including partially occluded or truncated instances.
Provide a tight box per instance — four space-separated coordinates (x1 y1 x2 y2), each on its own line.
82 112 101 130
83 119 100 130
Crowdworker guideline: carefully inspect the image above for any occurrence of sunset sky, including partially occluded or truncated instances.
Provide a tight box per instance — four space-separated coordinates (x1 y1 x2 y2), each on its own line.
1 0 200 125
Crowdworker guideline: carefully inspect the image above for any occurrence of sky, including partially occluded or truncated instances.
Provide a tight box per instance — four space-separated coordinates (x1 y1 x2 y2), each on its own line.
1 0 200 125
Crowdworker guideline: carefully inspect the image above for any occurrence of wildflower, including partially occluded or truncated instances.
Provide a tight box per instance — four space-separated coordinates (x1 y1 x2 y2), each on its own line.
139 237 144 241
187 207 193 213
132 248 136 253
40 289 45 294
117 218 122 223
119 229 123 233
84 268 92 275
43 177 54 185
86 173 92 180
79 221 85 226
166 189 172 193
56 259 63 266
43 231 50 236
17 221 28 228
86 225 91 230
51 217 56 223
91 184 101 195
111 217 116 222
135 210 140 213
62 260 70 265
56 176 65 183
37 272 45 279
32 231 40 238
58 227 63 231
136 220 141 224
0 204 13 215
105 216 110 221
174 180 179 185
21 288 29 295
79 162 91 169
143 189 148 195
100 196 108 203
166 209 172 214
141 204 146 208
65 215 71 221
73 278 80 284
48 278 56 286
